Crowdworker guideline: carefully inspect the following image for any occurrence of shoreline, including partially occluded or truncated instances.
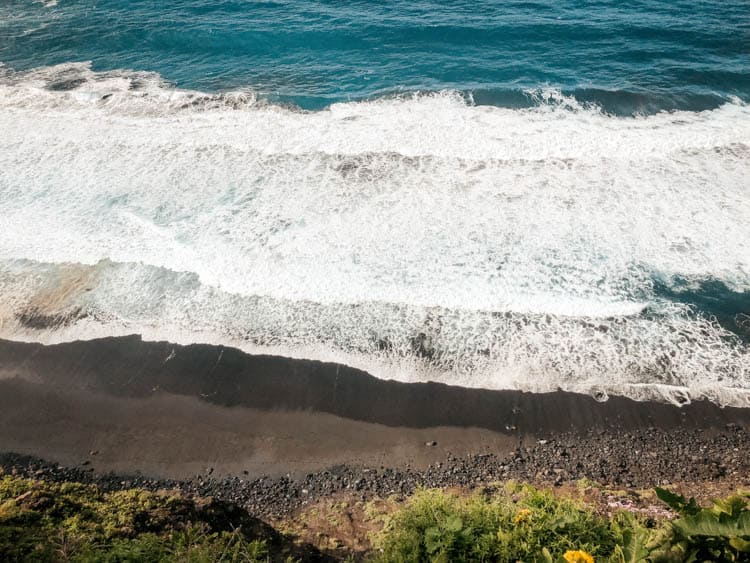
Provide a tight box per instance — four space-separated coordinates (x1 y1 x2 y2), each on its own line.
1 335 749 517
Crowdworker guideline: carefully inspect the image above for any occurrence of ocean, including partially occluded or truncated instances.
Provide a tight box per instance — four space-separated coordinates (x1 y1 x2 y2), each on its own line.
0 0 748 406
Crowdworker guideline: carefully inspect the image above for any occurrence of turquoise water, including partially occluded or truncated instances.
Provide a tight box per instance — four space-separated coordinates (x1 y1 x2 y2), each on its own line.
2 0 749 112
0 0 749 405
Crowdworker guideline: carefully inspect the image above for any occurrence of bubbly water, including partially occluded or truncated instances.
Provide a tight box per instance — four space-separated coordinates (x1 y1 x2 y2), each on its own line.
1 0 748 405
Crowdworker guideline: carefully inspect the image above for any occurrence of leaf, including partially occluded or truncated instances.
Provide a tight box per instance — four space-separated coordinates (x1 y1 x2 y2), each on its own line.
618 526 651 562
712 496 747 518
655 487 687 511
539 547 554 563
655 487 700 515
729 537 750 552
445 516 463 533
549 512 578 531
673 511 746 539
424 526 442 554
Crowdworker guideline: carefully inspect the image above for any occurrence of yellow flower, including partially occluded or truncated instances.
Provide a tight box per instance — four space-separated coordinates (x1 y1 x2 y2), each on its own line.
563 550 594 563
513 508 532 524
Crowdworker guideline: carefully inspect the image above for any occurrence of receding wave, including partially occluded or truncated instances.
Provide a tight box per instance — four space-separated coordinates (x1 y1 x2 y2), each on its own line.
0 63 749 406
0 259 748 407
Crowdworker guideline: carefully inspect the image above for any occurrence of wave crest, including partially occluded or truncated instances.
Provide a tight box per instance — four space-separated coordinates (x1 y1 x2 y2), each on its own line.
2 62 746 117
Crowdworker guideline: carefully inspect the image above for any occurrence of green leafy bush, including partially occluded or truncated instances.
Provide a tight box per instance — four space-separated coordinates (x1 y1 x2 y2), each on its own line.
655 487 750 562
370 484 657 563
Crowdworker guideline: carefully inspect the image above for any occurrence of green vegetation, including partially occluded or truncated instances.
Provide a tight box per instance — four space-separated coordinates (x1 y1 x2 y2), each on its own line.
371 484 643 562
2 472 749 562
0 475 275 562
654 487 750 562
370 484 750 562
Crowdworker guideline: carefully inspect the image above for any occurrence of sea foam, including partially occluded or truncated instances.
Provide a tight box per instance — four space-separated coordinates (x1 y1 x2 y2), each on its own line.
0 64 748 405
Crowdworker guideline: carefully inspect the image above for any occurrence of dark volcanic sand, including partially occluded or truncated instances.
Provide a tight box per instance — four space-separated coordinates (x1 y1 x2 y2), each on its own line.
1 336 749 517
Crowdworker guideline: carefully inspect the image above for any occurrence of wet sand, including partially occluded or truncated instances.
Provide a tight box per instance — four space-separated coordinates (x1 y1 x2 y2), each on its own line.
1 335 749 515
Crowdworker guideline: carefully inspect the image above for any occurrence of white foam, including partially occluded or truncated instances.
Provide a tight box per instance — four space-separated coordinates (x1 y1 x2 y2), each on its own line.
1 64 749 404
0 259 748 406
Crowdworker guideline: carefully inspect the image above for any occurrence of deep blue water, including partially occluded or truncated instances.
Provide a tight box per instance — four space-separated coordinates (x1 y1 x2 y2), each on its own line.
1 0 749 112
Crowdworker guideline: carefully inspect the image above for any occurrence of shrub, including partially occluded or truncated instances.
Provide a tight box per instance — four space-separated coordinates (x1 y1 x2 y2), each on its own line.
0 475 271 562
655 487 750 562
371 484 636 562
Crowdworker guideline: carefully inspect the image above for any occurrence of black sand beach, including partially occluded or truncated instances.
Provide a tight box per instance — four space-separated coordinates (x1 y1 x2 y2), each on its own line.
1 335 749 518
